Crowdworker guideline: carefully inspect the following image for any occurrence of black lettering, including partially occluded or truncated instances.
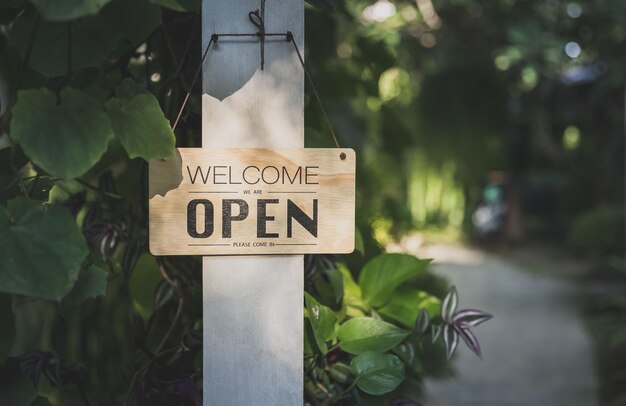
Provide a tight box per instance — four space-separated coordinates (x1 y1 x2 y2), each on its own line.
261 166 280 184
213 166 227 184
243 166 260 184
305 166 319 184
287 199 318 237
187 166 210 184
228 167 242 184
282 166 302 184
222 199 249 238
257 199 279 238
187 199 214 238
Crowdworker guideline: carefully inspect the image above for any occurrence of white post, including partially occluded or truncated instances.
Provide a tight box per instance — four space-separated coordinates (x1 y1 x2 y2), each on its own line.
201 1 303 405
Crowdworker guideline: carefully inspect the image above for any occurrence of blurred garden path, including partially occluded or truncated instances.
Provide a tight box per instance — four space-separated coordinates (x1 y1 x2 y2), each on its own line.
414 244 599 406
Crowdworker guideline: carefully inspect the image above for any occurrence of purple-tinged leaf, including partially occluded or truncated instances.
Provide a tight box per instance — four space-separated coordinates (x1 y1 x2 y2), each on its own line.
415 309 430 336
452 309 493 328
431 325 442 343
440 286 458 322
442 324 458 360
456 326 482 358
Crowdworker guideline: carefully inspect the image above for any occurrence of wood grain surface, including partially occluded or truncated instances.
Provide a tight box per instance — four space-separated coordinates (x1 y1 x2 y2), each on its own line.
149 148 355 255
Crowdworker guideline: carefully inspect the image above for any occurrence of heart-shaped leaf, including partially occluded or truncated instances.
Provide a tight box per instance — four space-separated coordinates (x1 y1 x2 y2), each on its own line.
0 198 88 301
12 2 160 78
338 317 409 354
351 351 405 395
359 254 431 307
11 88 114 179
105 93 175 161
11 7 121 78
29 0 112 21
304 292 336 353
60 265 108 317
114 78 151 99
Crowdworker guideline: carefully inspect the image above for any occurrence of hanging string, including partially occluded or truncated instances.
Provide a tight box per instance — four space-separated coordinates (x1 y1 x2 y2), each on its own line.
286 31 340 149
171 29 341 149
172 34 217 130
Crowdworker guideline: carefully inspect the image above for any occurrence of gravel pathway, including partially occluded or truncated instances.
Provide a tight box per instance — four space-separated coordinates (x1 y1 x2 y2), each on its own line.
416 245 599 406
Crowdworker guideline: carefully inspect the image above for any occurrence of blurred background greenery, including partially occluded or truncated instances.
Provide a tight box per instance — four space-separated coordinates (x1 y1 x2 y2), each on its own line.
305 1 625 404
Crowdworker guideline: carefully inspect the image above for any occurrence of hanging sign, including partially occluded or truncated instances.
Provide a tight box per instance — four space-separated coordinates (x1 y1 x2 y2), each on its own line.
149 148 355 255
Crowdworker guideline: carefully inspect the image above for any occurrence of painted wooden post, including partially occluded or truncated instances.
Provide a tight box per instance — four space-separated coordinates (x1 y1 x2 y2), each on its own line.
201 1 303 405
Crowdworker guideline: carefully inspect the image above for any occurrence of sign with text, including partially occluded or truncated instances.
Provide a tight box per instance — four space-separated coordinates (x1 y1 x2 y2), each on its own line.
149 148 355 255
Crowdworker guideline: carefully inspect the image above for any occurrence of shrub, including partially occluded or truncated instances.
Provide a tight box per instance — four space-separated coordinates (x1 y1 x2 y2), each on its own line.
569 205 625 256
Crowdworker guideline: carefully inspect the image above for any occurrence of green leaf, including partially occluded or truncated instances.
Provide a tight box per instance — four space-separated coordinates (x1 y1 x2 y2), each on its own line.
310 266 343 309
114 78 150 99
107 0 162 45
149 0 200 12
11 7 121 78
378 290 441 328
60 265 107 317
29 0 112 21
351 351 405 395
0 198 88 301
106 94 175 160
0 294 15 361
304 292 336 353
337 317 409 354
48 180 84 204
129 254 163 321
12 2 160 78
338 263 369 317
355 228 365 255
11 88 114 179
304 321 314 355
359 254 431 307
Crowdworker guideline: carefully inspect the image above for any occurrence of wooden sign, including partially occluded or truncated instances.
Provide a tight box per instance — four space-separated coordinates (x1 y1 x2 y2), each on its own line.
149 148 355 255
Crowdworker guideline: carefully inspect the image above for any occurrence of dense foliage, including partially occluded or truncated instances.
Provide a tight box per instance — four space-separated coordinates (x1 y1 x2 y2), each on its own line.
302 0 625 246
303 253 491 405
